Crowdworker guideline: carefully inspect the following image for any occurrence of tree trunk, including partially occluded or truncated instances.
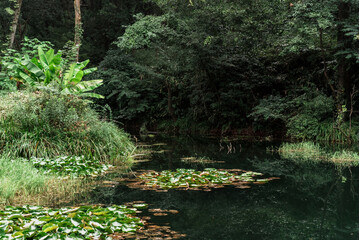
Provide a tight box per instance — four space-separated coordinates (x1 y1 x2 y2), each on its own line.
74 0 82 62
337 1 351 110
9 0 23 49
166 80 175 120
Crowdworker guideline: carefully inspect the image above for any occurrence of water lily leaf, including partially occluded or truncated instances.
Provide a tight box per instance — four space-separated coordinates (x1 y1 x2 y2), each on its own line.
43 224 58 233
132 204 148 209
90 221 104 229
93 211 107 216
12 231 24 237
9 214 23 220
38 216 52 222
70 218 80 227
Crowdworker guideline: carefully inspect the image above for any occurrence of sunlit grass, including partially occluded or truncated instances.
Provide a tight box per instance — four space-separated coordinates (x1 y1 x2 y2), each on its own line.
277 142 322 161
276 142 359 166
0 157 89 207
329 151 359 166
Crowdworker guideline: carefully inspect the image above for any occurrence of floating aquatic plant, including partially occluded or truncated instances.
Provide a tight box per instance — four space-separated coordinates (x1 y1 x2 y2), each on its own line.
30 156 112 178
0 205 144 239
125 168 276 191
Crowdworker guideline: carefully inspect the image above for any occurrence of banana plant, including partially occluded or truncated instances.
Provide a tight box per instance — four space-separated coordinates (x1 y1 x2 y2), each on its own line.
16 47 103 98
18 47 62 86
60 60 104 99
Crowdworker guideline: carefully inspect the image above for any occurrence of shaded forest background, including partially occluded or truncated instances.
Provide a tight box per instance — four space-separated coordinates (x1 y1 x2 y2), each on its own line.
1 0 359 141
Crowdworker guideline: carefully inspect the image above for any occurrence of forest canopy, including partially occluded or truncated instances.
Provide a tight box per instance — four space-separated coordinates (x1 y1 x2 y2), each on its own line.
1 0 359 142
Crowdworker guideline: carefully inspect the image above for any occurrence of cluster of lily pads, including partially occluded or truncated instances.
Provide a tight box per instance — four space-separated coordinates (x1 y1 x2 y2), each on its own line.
0 205 144 239
29 156 112 178
136 168 268 190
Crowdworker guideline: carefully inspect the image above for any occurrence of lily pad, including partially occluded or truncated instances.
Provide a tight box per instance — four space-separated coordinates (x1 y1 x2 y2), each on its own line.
29 156 112 178
124 168 276 191
0 205 146 239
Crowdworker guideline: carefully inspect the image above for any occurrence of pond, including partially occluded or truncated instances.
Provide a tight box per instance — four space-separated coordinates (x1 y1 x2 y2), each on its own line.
93 136 359 240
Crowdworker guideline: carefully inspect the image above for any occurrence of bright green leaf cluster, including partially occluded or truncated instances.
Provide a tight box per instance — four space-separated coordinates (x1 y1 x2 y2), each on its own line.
0 205 144 239
18 47 104 99
2 43 104 99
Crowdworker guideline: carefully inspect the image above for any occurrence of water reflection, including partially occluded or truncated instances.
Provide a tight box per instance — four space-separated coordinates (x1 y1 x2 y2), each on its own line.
93 137 359 239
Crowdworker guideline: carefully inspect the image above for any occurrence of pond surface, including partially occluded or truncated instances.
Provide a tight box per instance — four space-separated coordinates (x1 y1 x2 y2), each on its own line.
93 136 359 240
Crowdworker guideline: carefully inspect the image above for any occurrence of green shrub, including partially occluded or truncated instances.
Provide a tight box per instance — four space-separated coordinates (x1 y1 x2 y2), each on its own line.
0 91 135 164
251 89 340 141
286 94 335 140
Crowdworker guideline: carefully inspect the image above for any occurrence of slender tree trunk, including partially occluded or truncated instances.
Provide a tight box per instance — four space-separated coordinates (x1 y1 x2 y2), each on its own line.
9 0 23 49
337 1 351 110
74 0 82 62
165 80 175 120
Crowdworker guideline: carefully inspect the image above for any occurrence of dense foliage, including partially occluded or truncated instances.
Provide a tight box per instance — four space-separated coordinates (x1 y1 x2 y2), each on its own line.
3 0 359 140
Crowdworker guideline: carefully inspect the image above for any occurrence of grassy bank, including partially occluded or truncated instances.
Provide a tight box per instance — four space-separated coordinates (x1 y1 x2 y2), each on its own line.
0 157 87 206
0 90 136 206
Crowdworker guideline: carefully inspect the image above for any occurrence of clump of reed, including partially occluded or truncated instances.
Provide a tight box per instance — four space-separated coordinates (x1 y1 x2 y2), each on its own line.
0 91 135 165
275 142 359 166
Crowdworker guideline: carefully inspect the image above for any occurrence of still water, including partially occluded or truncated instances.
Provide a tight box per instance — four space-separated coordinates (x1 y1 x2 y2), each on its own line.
93 136 359 240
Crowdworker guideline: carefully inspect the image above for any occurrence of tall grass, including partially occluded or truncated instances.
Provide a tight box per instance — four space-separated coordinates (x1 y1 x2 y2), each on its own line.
329 151 359 167
0 157 89 206
277 142 322 161
277 141 359 166
314 121 356 143
0 91 135 165
0 157 48 203
0 156 91 207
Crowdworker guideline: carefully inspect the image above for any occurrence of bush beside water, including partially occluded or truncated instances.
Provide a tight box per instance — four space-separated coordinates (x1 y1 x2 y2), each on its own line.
0 90 135 205
0 91 135 164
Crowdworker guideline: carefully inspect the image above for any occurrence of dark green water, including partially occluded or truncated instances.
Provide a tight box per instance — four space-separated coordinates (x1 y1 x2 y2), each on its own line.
93 137 359 240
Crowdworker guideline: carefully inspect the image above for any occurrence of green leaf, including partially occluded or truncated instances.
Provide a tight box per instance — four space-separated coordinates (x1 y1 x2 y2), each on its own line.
38 47 50 67
43 224 58 233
